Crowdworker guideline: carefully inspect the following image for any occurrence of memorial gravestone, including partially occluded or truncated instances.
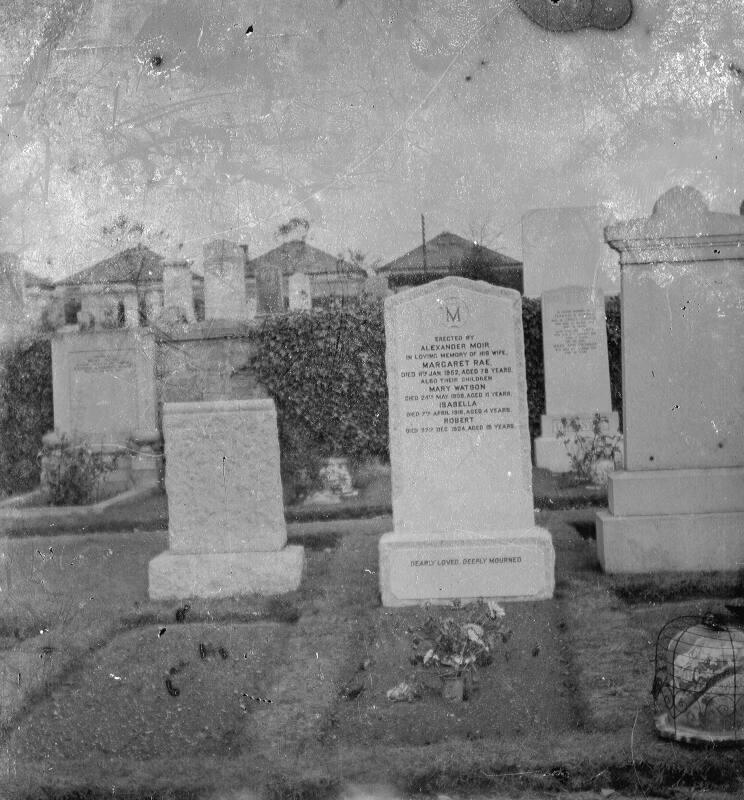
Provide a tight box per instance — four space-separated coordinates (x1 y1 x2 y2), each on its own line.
379 277 555 606
256 263 285 314
597 186 744 572
534 286 619 472
51 328 158 445
149 399 303 599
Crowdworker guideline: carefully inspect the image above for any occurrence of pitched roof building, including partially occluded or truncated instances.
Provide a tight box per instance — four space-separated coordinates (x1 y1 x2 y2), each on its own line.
55 245 203 326
378 231 523 293
246 240 367 305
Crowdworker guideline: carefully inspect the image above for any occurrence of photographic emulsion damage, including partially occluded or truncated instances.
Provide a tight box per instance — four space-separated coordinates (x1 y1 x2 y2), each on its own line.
0 2 743 799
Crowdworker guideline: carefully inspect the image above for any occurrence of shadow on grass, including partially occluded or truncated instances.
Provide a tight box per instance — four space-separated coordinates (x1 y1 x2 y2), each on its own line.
571 520 596 540
611 571 744 605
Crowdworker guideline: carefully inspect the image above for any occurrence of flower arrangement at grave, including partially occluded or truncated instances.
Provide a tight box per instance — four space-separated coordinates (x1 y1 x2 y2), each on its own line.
409 600 512 700
556 412 623 485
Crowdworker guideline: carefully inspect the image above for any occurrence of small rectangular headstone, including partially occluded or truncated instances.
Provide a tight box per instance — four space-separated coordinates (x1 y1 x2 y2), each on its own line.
51 328 159 445
379 276 554 605
148 399 303 599
534 286 618 472
542 286 612 416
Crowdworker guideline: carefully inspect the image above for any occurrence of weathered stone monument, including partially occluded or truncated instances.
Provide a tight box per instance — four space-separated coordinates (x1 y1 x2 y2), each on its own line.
597 186 744 573
379 277 555 605
288 271 312 311
204 240 248 321
534 286 619 472
149 399 303 599
52 328 159 445
256 262 285 314
162 260 194 321
49 327 161 492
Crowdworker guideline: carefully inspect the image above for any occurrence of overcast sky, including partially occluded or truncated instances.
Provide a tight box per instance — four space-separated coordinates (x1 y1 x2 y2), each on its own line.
1 0 743 279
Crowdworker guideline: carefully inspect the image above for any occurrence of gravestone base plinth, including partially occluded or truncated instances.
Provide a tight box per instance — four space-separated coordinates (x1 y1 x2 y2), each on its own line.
148 546 304 600
379 529 555 606
597 467 744 573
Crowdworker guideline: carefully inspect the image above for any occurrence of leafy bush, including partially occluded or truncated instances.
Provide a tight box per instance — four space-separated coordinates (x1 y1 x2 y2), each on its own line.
555 412 623 484
248 294 622 478
605 294 622 427
39 437 111 506
521 297 544 442
250 299 389 480
0 334 54 496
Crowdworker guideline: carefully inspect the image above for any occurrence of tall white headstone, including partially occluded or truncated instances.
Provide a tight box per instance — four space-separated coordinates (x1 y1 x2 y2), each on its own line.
534 286 619 472
597 187 744 573
379 277 555 606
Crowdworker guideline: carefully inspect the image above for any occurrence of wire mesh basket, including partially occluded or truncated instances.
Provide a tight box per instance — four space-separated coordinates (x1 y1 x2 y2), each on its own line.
653 611 744 744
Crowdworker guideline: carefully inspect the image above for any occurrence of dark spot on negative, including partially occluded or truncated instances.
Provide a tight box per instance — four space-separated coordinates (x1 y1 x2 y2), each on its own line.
465 75 472 82
150 54 163 68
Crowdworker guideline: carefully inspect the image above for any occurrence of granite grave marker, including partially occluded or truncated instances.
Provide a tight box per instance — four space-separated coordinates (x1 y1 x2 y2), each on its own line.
379 277 555 605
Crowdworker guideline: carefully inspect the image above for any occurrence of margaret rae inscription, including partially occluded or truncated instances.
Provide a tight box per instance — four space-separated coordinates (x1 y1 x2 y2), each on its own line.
379 277 555 606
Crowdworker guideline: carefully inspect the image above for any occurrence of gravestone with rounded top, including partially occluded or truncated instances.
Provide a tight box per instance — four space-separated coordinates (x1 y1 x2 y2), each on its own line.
379 277 555 606
597 186 744 573
534 285 619 472
148 398 303 599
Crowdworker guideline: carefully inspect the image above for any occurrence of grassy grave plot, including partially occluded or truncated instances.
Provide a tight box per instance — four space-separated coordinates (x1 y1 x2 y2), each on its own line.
326 601 580 748
1 513 743 800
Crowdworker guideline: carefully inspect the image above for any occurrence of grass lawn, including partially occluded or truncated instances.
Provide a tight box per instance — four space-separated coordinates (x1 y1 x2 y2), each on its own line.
1 512 743 800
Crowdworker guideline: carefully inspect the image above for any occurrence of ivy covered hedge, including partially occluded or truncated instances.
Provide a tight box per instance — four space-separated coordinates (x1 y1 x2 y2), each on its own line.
0 334 54 496
250 300 389 478
249 296 622 470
